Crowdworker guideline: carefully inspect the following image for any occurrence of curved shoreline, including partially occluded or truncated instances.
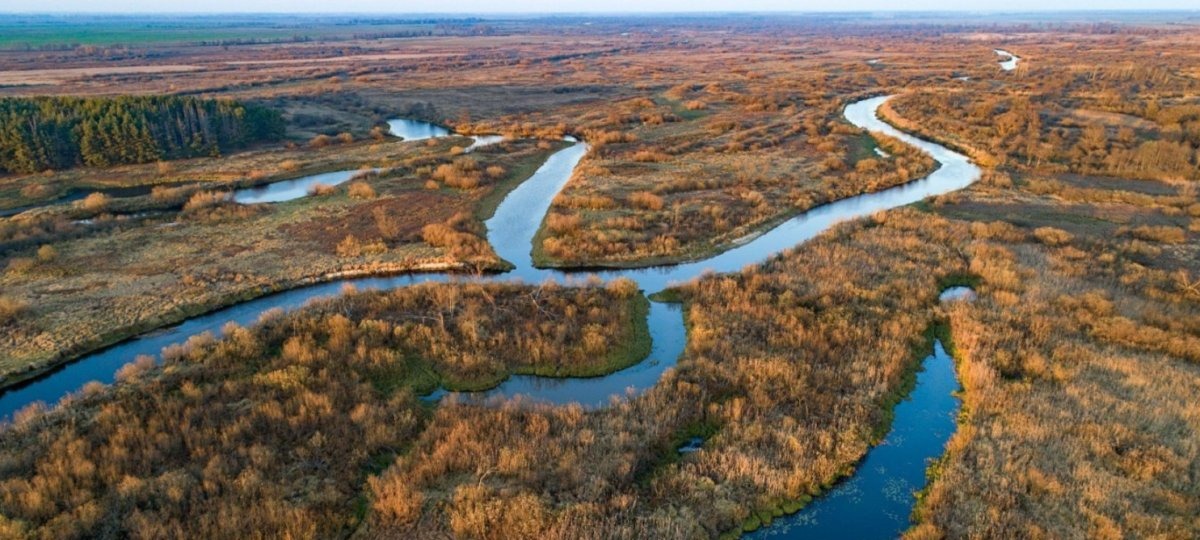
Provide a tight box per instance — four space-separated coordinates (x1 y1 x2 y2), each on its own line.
0 259 491 394
2 95 979 418
2 94 982 539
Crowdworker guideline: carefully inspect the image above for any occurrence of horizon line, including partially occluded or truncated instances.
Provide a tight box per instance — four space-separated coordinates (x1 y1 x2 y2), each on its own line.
4 9 1200 16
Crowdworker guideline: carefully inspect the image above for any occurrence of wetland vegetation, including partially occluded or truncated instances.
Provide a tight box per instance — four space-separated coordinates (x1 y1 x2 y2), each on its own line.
0 12 1197 540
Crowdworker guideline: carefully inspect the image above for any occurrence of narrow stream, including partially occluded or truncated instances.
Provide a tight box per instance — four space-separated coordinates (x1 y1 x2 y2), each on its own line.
1 119 491 215
386 118 450 140
995 49 1020 71
1 185 156 218
232 169 364 204
229 119 505 204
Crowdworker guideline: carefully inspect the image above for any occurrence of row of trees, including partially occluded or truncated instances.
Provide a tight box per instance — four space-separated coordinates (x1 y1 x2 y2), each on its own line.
0 96 284 174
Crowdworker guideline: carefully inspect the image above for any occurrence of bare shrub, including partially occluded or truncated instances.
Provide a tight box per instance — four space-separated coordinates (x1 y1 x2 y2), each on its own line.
629 191 665 211
1033 227 1073 246
36 245 57 263
545 213 582 234
80 192 110 212
183 191 229 212
0 296 27 325
336 235 362 257
348 181 377 199
308 134 333 149
308 184 337 197
1131 225 1186 244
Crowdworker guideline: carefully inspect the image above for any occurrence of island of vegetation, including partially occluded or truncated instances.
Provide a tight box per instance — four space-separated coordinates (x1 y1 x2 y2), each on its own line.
0 12 1196 540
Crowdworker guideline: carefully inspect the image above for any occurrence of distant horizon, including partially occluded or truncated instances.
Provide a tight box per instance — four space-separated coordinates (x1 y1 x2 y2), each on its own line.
5 10 1200 14
3 4 1199 16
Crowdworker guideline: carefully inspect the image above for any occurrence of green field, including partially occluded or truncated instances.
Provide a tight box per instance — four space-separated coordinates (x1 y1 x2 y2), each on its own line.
0 15 463 49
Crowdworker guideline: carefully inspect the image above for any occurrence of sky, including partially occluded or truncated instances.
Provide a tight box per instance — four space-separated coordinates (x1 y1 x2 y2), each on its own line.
1 1 1197 14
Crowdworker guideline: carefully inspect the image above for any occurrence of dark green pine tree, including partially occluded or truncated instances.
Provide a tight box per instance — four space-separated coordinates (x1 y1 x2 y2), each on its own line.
0 95 284 174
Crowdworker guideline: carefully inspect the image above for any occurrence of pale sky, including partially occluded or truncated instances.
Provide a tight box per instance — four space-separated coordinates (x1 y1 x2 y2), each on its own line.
1 1 1198 14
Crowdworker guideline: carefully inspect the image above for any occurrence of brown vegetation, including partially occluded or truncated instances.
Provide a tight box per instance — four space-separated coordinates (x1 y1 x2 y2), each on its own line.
1 17 1198 540
0 139 560 381
0 281 645 538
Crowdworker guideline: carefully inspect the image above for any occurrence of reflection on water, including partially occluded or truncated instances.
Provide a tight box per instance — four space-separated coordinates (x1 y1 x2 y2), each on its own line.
939 286 977 303
0 93 982 540
232 169 362 204
229 120 506 205
995 49 1019 71
748 340 961 539
1 96 978 425
387 118 451 141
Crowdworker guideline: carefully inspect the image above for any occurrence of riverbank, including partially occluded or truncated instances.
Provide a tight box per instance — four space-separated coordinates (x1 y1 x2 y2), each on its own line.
0 258 496 393
530 128 938 270
0 95 989 539
0 140 562 390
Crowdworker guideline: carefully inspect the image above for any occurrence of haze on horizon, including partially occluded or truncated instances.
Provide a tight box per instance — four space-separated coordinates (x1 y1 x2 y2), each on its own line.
1 0 1197 14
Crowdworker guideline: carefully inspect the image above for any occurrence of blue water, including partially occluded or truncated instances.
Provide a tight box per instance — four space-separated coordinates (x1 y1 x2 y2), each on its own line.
747 340 961 539
232 169 363 204
228 119 505 205
995 49 1020 71
939 286 977 303
0 95 981 538
1 97 977 426
386 118 451 141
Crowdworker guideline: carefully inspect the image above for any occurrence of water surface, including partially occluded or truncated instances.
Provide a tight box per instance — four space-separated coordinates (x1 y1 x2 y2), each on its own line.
995 49 1020 71
0 92 985 540
1 96 979 420
230 120 504 205
1 185 156 217
939 286 977 302
232 169 364 204
748 340 961 539
387 118 451 141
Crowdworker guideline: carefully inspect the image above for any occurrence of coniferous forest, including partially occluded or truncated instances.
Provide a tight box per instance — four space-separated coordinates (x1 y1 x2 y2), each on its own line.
0 96 284 173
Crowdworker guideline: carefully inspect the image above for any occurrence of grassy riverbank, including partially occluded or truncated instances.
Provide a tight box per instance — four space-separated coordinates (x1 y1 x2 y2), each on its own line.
0 139 561 388
528 107 937 268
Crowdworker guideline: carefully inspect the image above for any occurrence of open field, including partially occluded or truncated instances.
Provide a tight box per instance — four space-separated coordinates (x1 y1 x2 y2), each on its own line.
0 136 563 384
0 15 451 50
0 13 1197 540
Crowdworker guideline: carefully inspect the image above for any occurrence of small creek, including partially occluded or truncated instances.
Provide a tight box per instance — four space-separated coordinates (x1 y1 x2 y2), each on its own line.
230 119 505 204
1 185 156 218
748 338 962 539
995 49 1020 71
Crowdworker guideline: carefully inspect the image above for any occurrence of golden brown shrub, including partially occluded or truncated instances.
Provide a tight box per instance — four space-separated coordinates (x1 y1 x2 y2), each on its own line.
348 181 377 199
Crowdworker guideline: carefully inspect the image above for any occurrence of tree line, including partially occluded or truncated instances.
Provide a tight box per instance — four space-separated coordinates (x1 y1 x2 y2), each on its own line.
0 96 284 174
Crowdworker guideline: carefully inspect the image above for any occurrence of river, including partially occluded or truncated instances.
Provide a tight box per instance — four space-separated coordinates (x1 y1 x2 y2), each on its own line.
0 96 981 538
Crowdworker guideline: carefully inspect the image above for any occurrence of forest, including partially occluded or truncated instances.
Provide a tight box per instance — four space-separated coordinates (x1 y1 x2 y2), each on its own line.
0 96 284 173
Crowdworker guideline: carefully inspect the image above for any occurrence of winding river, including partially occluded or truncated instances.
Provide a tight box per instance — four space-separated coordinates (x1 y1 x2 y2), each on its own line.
0 96 980 537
